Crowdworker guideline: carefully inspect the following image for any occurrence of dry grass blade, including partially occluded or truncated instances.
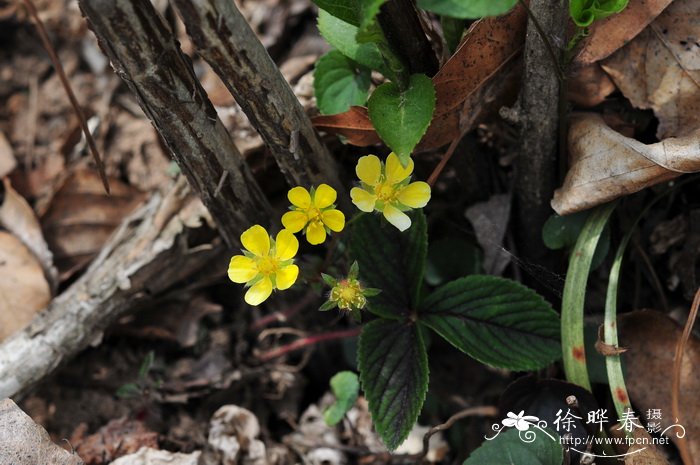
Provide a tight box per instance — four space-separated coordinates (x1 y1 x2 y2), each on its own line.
21 0 110 194
672 288 700 465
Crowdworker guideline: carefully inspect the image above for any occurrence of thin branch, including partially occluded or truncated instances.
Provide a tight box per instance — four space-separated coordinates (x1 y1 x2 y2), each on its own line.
256 327 361 362
420 406 499 460
22 0 110 194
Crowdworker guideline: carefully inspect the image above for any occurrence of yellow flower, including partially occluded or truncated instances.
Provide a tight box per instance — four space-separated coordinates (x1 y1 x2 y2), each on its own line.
228 225 299 306
281 184 345 245
350 152 431 231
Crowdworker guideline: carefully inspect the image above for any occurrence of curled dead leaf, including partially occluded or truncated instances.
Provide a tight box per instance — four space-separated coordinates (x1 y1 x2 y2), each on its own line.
0 178 58 292
625 427 670 465
601 0 700 139
574 0 674 65
552 113 700 215
311 106 380 147
567 64 616 107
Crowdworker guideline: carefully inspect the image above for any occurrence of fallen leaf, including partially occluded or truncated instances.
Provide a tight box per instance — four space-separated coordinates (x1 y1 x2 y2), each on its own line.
551 113 700 215
625 427 670 465
0 231 51 341
618 310 700 461
311 106 381 147
312 5 526 151
0 398 83 465
40 169 145 279
574 0 674 65
0 131 16 177
465 194 511 275
0 178 58 292
567 63 616 107
70 418 159 465
108 449 200 465
601 0 700 138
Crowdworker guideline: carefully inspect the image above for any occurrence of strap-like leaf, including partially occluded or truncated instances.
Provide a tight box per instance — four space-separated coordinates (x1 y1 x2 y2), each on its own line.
358 319 429 450
419 275 561 370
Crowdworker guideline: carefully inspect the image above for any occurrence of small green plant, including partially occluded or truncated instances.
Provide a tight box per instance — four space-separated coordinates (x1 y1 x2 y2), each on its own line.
116 351 157 399
323 371 360 426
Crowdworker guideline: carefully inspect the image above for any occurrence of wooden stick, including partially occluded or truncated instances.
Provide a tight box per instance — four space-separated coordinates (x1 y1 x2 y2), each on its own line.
172 0 346 196
78 0 272 246
0 180 224 399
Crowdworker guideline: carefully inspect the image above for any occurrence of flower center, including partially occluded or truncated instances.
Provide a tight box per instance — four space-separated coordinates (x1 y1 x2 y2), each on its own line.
257 256 279 275
375 182 397 202
306 206 322 222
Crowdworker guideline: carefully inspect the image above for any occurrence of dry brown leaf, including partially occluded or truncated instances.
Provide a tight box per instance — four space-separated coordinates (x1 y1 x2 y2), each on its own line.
0 231 51 341
109 448 201 465
311 6 526 150
311 106 381 147
625 427 670 465
567 64 617 107
618 310 700 462
0 178 58 291
551 113 700 215
574 0 674 65
70 418 158 465
0 399 83 465
602 0 700 139
40 169 145 279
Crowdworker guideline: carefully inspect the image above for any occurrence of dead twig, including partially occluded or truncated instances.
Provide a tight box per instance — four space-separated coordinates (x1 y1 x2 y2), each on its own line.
419 405 499 461
22 0 110 194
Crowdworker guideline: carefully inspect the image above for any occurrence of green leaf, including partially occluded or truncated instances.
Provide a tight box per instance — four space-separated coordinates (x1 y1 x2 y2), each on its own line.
418 275 561 371
358 319 429 450
463 428 563 465
425 237 482 286
317 10 387 72
312 0 360 25
356 0 387 39
116 383 141 399
368 73 435 164
324 371 360 426
441 16 466 54
542 212 610 270
419 0 517 19
570 0 629 27
350 211 427 318
314 51 371 115
138 351 155 379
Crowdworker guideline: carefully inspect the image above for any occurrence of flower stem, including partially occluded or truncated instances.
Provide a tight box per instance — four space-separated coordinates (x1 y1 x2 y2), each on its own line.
256 327 361 362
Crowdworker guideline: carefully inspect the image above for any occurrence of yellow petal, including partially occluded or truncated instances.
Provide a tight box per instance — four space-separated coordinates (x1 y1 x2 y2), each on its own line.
314 183 337 209
322 209 345 232
288 186 311 209
274 229 299 260
356 155 381 185
281 211 308 233
397 181 431 208
351 187 377 212
275 264 299 290
245 276 273 306
306 221 327 245
383 204 411 231
241 225 270 257
228 255 258 283
385 152 414 184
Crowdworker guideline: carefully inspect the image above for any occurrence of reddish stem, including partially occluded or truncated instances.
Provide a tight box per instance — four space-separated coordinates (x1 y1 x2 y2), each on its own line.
257 327 361 362
250 292 318 331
